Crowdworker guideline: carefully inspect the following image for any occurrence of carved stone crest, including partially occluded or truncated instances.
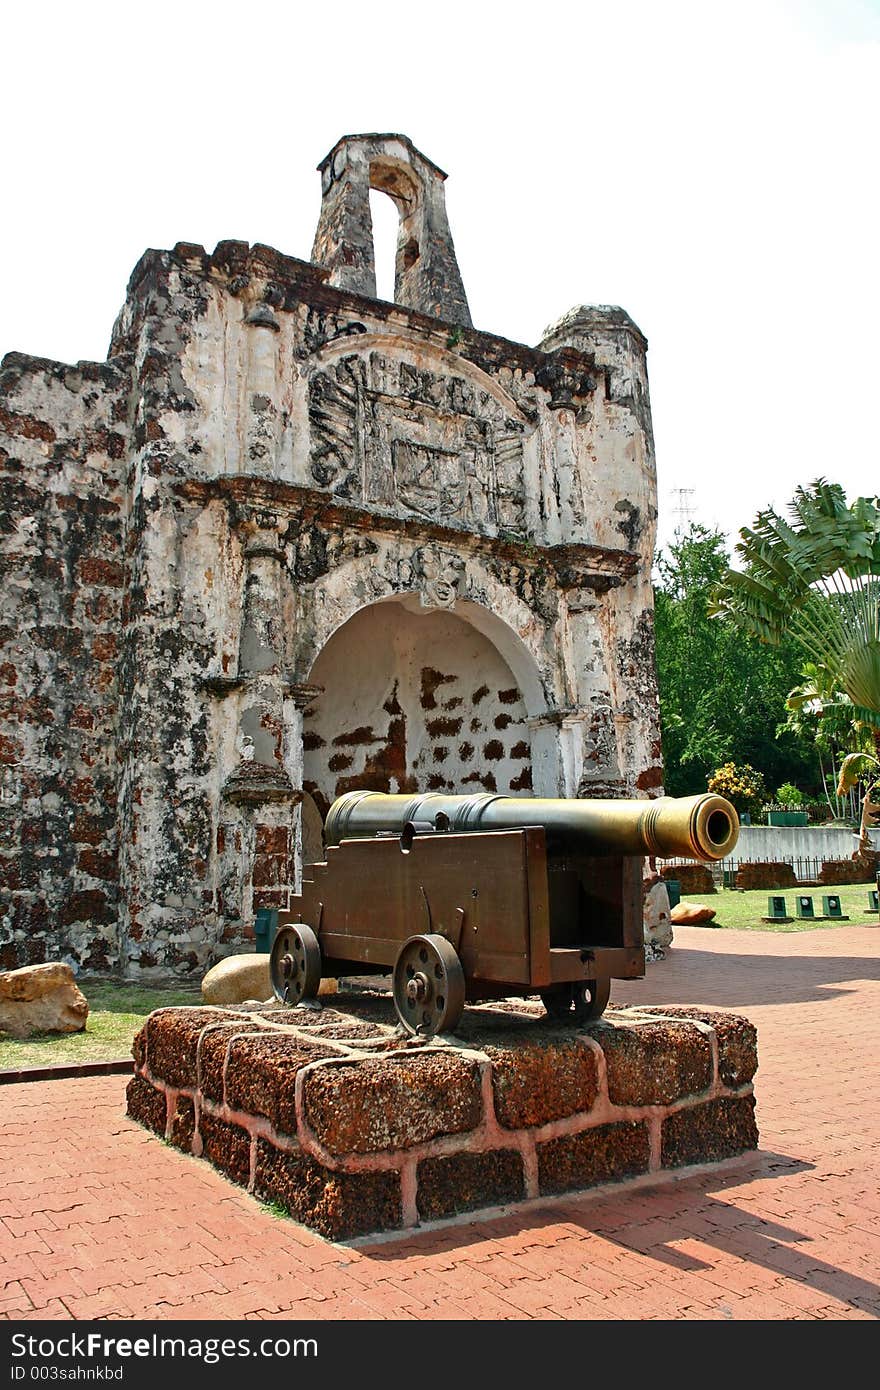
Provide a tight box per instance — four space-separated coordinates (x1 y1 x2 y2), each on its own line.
413 546 465 609
308 351 532 534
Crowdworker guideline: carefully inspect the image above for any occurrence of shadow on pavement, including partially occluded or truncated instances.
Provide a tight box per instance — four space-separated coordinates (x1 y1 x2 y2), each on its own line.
611 948 880 1009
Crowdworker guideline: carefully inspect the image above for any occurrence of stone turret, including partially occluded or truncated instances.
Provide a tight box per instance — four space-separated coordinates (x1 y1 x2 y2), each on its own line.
312 133 472 326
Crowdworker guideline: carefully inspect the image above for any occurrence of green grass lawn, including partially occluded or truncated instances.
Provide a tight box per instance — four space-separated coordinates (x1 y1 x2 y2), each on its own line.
0 979 202 1072
677 880 878 931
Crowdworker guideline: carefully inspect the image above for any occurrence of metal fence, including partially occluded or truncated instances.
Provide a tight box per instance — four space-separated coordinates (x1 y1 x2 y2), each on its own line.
657 855 833 886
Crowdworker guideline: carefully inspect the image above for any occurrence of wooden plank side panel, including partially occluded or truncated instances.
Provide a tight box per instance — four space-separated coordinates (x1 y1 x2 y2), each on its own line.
285 830 535 986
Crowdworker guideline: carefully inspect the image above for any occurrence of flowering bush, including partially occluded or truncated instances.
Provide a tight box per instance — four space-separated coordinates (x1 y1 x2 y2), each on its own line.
707 762 767 819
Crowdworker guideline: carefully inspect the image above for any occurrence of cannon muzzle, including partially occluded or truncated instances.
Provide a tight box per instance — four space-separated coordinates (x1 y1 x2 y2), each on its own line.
324 790 739 862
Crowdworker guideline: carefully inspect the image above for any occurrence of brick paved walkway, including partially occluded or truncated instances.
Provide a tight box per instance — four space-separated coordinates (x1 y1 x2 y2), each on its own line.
2 923 878 1321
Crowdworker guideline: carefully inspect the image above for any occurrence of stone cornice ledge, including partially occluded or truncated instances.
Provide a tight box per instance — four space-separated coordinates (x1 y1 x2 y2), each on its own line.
174 476 639 582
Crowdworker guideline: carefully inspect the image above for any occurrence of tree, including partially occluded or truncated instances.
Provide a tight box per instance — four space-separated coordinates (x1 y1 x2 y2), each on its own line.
837 746 880 851
784 661 870 821
653 525 814 796
712 480 880 834
711 480 880 741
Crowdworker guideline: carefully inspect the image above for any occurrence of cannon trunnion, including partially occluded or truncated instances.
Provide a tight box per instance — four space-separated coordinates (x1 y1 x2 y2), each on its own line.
270 790 739 1036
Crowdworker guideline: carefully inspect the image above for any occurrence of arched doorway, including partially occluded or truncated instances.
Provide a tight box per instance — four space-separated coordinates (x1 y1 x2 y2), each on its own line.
301 597 542 826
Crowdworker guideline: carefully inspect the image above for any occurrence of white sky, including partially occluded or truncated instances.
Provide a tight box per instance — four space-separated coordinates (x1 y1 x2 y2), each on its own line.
3 0 878 554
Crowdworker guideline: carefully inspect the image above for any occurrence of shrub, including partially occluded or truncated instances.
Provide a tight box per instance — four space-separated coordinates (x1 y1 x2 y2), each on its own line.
775 783 803 806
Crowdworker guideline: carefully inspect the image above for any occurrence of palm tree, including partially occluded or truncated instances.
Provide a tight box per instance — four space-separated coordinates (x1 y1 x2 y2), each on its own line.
784 662 866 822
711 480 880 845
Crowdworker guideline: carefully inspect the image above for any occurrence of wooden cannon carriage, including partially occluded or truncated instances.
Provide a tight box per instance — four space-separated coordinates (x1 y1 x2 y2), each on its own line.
269 789 738 1035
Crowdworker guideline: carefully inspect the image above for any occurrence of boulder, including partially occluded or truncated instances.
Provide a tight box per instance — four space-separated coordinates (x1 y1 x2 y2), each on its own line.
201 953 337 1006
0 962 89 1038
671 901 717 925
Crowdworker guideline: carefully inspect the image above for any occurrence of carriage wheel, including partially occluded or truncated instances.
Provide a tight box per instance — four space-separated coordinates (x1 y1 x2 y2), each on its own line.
270 923 322 1006
392 934 466 1037
540 977 610 1023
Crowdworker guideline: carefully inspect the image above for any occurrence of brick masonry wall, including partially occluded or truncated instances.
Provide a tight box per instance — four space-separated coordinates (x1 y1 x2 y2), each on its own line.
818 855 878 885
127 997 759 1240
734 862 798 891
661 863 715 895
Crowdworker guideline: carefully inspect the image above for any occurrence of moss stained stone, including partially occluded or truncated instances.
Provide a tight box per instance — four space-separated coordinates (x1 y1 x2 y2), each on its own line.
487 1038 599 1129
302 1053 483 1155
197 1112 251 1186
225 1034 341 1135
416 1149 525 1222
538 1121 650 1196
599 1021 712 1106
254 1138 402 1241
126 1075 166 1136
661 1096 759 1168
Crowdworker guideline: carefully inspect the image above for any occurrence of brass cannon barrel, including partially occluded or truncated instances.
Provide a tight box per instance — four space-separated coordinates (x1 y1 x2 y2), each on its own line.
324 789 739 862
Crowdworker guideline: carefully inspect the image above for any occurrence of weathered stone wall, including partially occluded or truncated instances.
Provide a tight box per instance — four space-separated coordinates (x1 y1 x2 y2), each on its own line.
127 997 759 1240
0 353 129 969
1 135 662 977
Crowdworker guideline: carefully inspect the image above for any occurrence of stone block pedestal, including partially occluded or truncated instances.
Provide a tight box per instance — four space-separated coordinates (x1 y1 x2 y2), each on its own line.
126 995 758 1241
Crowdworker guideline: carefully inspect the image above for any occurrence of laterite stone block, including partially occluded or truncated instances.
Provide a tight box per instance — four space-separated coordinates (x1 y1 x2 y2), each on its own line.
127 999 759 1240
145 1008 239 1088
416 1149 525 1222
254 1138 402 1241
638 1006 758 1087
225 1034 343 1135
302 1052 483 1155
125 1075 166 1137
170 1095 195 1152
198 1022 264 1102
487 1037 600 1129
599 1021 713 1105
661 1096 759 1168
197 1113 251 1186
537 1121 651 1195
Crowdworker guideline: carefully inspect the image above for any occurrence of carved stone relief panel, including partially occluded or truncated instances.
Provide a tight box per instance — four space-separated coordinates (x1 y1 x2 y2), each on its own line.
308 351 532 534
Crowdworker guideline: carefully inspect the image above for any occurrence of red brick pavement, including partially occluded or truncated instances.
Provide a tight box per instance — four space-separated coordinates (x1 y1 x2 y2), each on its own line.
1 924 878 1321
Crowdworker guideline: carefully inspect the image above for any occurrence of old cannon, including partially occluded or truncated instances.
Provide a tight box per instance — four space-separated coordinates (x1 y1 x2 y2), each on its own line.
269 789 739 1035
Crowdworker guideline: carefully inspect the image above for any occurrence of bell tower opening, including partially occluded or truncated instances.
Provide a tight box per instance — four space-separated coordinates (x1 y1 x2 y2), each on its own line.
368 186 400 303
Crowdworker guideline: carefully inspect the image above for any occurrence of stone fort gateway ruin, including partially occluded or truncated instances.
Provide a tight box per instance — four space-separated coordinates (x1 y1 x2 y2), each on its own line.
0 133 662 979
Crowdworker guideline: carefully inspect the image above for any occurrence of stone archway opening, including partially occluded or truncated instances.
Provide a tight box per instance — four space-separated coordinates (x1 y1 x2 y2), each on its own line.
301 597 541 828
